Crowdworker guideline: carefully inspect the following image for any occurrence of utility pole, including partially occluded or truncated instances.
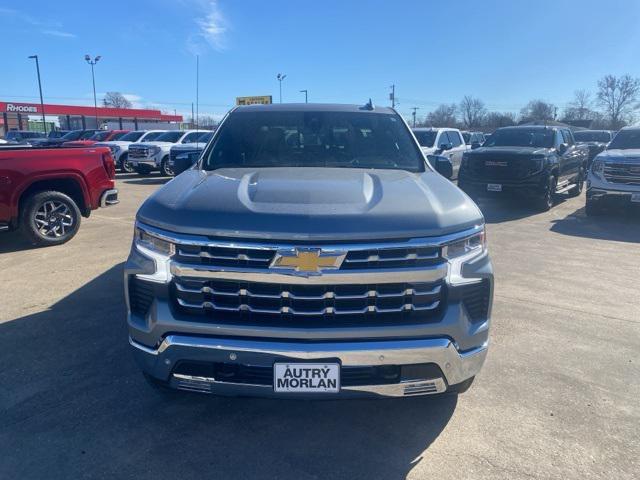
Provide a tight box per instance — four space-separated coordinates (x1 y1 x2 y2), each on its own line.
191 103 194 128
84 55 101 127
389 84 396 109
277 73 287 103
411 107 420 127
299 89 308 103
195 55 199 132
28 55 47 134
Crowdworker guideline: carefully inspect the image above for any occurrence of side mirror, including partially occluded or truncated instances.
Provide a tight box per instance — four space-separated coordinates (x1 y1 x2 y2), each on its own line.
428 155 453 179
471 142 481 149
171 154 197 175
438 142 453 152
557 143 568 155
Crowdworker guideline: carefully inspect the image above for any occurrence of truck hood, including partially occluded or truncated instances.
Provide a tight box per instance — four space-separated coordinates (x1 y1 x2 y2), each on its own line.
97 140 133 147
598 149 640 162
135 141 175 148
137 167 483 241
465 146 551 156
171 143 206 153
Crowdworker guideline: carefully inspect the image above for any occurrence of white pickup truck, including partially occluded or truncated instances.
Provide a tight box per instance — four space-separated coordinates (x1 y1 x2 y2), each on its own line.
96 130 167 173
128 130 206 176
412 127 467 179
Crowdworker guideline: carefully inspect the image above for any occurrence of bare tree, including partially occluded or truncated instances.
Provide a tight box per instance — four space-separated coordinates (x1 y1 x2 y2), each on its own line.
102 92 133 109
520 100 556 123
426 104 457 127
482 112 516 131
597 74 640 129
563 90 595 121
459 96 486 129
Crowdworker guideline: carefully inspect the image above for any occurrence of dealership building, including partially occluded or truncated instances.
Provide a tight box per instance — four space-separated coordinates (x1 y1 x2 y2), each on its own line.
0 101 183 135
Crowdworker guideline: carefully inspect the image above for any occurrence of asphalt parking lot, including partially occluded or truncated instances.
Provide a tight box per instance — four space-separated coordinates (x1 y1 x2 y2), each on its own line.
1 173 639 480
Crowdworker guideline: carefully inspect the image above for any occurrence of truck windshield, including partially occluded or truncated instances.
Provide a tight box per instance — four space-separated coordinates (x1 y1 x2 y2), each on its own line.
119 131 145 142
607 130 640 150
154 131 183 143
203 111 425 172
574 131 611 142
61 130 84 141
90 131 111 141
141 131 165 141
484 128 555 148
413 130 437 147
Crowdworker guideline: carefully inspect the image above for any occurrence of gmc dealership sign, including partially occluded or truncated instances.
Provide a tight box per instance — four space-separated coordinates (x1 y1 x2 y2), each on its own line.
6 103 39 113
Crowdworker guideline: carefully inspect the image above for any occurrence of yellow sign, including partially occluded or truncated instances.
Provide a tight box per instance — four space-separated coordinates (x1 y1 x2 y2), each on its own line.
271 249 345 273
236 95 273 106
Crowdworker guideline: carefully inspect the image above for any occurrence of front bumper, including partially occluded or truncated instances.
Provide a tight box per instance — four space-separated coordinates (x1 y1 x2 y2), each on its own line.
587 173 640 204
126 224 493 398
459 169 548 197
130 153 161 168
130 335 487 398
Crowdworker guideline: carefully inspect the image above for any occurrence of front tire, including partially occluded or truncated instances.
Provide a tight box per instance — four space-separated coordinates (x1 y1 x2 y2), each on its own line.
20 191 81 246
160 156 174 177
536 175 557 212
119 153 134 174
568 168 584 198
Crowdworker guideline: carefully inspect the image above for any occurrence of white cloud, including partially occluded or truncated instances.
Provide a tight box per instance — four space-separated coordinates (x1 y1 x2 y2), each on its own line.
186 0 229 54
42 29 76 38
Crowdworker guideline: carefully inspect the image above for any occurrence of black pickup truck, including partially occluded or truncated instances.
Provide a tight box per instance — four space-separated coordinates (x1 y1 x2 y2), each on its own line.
458 126 588 211
573 129 614 168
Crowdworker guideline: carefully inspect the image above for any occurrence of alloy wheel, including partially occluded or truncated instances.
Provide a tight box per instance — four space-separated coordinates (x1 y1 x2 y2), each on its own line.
34 200 75 238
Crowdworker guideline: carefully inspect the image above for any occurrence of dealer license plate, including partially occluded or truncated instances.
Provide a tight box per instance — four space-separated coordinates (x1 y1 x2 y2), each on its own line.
631 193 640 203
487 183 503 192
273 363 340 393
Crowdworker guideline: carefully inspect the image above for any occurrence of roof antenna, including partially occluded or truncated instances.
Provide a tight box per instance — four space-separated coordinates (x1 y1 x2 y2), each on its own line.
360 99 374 111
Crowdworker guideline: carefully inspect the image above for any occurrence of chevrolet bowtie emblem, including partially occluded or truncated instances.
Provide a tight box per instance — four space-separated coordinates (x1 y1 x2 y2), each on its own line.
270 248 346 274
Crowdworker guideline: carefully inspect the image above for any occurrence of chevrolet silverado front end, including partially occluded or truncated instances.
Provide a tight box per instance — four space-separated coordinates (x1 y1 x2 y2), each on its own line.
125 103 493 398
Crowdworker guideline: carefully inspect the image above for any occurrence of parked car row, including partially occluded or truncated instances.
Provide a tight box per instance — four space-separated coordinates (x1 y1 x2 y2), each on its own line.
425 124 638 216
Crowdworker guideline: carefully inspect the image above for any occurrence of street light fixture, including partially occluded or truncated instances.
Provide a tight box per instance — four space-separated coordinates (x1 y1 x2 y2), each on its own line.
276 73 287 103
28 55 47 134
85 55 101 127
299 89 308 103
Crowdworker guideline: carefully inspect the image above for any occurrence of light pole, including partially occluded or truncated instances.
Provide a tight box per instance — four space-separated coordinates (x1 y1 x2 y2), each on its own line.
277 73 287 103
84 54 101 127
299 89 308 103
28 55 47 134
411 107 420 127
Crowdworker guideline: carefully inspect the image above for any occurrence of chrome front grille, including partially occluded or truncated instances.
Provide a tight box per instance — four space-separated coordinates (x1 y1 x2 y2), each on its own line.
129 146 151 159
604 162 640 186
172 279 444 326
175 243 442 270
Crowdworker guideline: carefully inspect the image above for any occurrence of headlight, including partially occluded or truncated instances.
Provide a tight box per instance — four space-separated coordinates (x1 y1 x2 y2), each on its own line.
135 225 175 256
133 225 175 283
591 158 605 179
443 228 487 285
150 146 161 155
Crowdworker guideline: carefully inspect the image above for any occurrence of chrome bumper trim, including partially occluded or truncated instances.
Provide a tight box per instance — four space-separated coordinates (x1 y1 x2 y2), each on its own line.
129 335 487 387
170 373 447 396
170 262 448 284
100 189 119 207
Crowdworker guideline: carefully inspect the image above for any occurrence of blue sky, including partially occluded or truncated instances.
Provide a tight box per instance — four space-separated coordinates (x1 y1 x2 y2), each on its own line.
2 0 640 121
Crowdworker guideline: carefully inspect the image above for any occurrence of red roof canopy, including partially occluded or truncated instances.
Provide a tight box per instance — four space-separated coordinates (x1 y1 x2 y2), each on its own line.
0 101 182 122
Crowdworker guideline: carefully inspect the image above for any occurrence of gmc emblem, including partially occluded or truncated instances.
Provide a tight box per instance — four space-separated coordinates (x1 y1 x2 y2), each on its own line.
485 161 508 167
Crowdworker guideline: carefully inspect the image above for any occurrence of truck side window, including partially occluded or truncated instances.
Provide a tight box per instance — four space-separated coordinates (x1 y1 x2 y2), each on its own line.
448 131 462 148
562 130 574 145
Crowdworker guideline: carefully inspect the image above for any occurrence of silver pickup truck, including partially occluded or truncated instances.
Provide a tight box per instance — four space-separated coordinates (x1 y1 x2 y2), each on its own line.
125 103 493 398
587 127 640 215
